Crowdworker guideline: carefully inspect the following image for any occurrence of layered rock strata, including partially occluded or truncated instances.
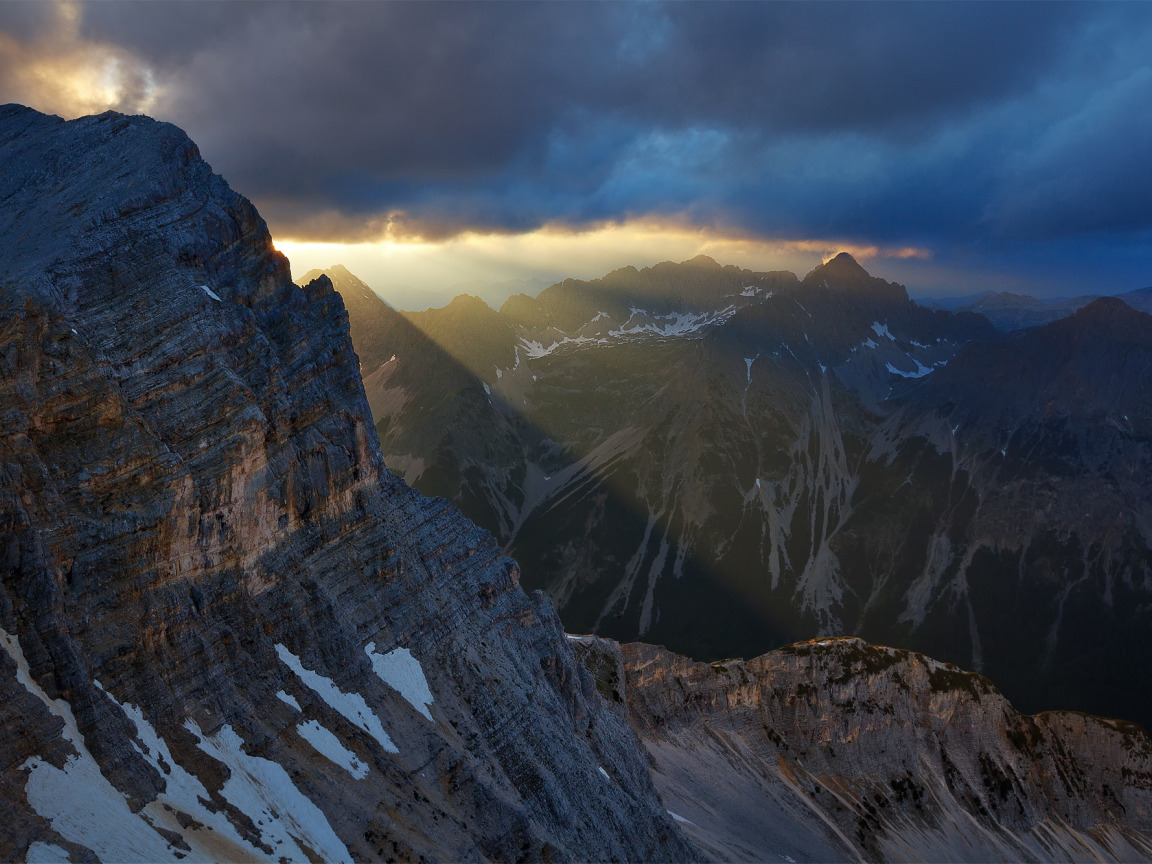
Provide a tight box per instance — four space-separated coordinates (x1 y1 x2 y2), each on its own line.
0 105 691 862
597 635 1152 862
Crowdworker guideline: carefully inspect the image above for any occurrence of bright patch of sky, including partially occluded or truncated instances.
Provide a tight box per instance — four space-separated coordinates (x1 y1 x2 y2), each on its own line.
276 223 924 311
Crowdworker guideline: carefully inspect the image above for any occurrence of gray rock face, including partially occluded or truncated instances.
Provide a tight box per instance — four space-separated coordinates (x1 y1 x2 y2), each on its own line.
0 105 692 862
605 636 1152 862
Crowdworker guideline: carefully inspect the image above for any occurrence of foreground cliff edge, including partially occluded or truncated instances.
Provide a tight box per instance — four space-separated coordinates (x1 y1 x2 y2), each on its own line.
584 636 1152 862
0 104 690 862
0 104 1150 863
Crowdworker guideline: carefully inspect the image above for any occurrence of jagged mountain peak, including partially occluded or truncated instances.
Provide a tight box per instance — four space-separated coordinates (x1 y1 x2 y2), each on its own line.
0 104 691 862
807 250 869 280
297 263 380 302
404 292 517 372
801 251 909 305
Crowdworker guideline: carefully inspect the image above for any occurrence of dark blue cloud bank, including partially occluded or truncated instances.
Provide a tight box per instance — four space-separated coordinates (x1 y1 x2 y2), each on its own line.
3 1 1151 296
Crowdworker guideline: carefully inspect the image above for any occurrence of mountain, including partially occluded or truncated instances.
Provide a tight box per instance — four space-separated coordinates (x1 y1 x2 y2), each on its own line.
1117 285 1152 315
946 291 1097 331
611 635 1152 861
338 251 1152 731
0 105 690 862
928 287 1152 333
5 104 1152 862
853 297 1152 724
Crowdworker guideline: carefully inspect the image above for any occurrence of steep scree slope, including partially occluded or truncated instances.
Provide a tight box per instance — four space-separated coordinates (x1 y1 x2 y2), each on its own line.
575 635 1152 863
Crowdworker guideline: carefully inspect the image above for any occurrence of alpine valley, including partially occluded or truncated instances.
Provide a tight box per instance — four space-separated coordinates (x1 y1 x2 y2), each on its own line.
5 103 1152 864
312 248 1152 734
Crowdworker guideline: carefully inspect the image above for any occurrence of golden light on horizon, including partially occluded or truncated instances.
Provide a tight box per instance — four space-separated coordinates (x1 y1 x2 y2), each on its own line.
274 219 931 308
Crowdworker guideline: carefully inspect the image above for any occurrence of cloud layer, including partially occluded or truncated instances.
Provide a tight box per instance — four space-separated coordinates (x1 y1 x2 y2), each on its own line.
2 1 1151 295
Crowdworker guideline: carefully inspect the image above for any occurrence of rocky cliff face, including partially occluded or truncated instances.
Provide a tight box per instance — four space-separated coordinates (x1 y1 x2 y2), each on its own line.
580 635 1152 862
0 105 692 862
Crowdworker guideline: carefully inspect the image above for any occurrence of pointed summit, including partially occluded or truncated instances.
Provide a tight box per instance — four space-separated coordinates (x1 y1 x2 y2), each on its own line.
816 251 870 279
802 251 907 303
803 252 870 285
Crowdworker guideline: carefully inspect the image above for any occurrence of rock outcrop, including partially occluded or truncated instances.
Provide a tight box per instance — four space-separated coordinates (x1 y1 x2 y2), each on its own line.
0 105 692 862
585 635 1152 862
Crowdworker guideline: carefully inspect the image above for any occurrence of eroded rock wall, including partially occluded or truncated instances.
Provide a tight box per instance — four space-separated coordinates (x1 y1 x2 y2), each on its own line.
0 105 691 863
612 635 1152 862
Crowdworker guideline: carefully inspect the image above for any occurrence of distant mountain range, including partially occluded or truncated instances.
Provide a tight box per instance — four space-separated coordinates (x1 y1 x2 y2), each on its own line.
309 256 1152 730
922 286 1152 331
4 104 1152 861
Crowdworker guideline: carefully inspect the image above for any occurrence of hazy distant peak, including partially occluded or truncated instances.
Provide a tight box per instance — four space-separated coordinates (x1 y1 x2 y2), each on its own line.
443 293 496 313
1074 295 1135 317
1063 296 1151 339
682 254 720 268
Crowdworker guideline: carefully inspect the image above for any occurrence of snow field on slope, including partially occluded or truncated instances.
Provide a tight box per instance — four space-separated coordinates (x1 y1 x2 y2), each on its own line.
296 720 370 779
185 720 352 863
94 681 269 862
275 643 398 753
2 629 180 862
365 642 435 722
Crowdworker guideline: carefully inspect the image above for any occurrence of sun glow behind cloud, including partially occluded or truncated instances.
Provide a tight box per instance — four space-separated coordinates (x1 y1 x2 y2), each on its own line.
275 220 931 310
0 1 157 118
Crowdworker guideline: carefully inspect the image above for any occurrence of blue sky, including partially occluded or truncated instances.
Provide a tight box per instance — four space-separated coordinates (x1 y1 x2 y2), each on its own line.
2 1 1150 304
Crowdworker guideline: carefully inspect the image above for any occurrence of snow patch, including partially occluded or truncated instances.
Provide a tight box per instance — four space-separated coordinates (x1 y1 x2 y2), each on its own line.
871 322 896 341
25 842 71 863
598 766 611 781
197 284 221 302
97 682 270 861
482 383 491 395
862 338 879 349
610 306 738 339
1 629 181 862
521 335 599 358
275 643 397 753
296 720 369 779
186 720 352 862
667 810 695 825
885 358 935 379
365 642 435 722
277 690 301 711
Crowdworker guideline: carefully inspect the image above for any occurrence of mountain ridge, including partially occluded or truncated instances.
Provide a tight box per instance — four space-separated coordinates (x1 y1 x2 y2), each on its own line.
0 105 691 862
5 104 1152 862
332 253 1152 731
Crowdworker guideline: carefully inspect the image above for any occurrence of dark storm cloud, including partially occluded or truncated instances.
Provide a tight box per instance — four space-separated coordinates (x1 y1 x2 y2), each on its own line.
4 1 1152 290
